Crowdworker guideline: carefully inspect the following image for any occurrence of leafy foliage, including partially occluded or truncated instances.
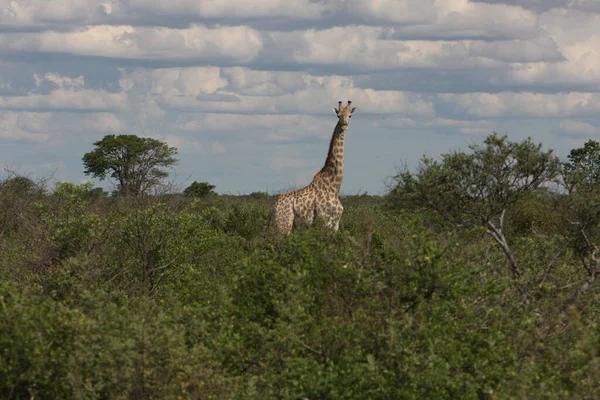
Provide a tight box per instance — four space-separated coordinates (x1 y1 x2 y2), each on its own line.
563 139 600 192
389 133 559 278
1 175 43 195
390 133 558 227
184 181 216 198
82 134 178 197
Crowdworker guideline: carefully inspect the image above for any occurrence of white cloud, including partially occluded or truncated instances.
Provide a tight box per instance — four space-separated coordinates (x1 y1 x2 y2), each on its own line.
60 113 125 134
121 67 231 111
439 92 600 118
177 113 331 137
345 0 437 25
268 26 516 71
0 111 50 142
2 0 538 35
0 0 106 29
34 72 85 90
560 120 600 136
494 9 600 88
120 66 435 115
469 37 564 62
0 110 125 147
220 67 313 96
500 58 600 90
159 134 229 157
123 0 330 20
387 0 540 40
0 24 263 63
374 116 495 135
0 89 128 111
470 0 600 13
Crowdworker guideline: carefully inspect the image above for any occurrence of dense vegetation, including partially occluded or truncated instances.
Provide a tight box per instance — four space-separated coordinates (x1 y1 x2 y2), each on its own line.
2 134 600 399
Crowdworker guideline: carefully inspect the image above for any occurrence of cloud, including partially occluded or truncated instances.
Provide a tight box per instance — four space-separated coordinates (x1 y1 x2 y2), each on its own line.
220 67 313 96
469 37 564 63
0 111 50 142
52 113 125 135
345 0 438 25
1 0 532 34
0 110 124 147
121 67 231 111
119 66 435 115
560 120 600 137
262 24 561 72
0 24 263 63
385 0 540 40
122 0 331 21
438 92 600 118
0 89 128 111
374 116 495 135
470 0 600 13
34 72 85 90
0 0 108 30
267 27 503 71
2 0 329 31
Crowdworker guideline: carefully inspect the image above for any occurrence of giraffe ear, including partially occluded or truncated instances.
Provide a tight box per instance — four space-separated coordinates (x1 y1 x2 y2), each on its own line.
333 108 339 115
351 107 356 113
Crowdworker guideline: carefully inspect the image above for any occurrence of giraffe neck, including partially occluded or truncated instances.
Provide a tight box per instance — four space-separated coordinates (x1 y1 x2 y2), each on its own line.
320 121 346 192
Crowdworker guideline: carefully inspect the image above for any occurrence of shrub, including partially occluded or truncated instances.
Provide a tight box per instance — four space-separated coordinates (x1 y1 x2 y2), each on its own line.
184 181 217 198
39 182 102 261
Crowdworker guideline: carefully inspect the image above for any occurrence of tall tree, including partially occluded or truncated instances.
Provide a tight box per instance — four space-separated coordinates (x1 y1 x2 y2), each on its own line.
563 139 600 193
389 133 559 278
82 134 178 197
556 140 600 308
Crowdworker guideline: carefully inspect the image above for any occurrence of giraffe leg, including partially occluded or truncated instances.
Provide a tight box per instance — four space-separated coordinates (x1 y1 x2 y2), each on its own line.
320 198 343 231
332 201 344 231
272 197 294 235
315 199 339 230
292 193 317 228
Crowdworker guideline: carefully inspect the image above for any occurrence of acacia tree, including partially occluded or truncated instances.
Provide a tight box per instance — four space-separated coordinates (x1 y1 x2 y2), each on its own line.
82 134 178 197
183 181 216 198
563 139 600 193
0 173 46 242
558 140 600 307
390 133 559 278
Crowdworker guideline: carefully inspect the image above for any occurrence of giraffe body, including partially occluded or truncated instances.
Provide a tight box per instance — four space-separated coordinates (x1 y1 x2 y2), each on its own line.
270 101 355 235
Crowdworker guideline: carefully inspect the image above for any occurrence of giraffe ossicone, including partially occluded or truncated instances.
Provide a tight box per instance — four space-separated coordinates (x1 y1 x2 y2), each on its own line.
270 101 356 235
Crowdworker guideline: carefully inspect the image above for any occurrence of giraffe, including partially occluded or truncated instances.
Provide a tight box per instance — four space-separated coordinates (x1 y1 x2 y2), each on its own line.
269 100 356 235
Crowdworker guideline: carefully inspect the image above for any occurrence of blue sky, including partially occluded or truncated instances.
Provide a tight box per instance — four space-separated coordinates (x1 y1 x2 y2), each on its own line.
1 0 599 195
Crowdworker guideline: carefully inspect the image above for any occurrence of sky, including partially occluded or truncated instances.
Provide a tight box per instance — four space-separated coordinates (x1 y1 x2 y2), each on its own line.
1 0 600 195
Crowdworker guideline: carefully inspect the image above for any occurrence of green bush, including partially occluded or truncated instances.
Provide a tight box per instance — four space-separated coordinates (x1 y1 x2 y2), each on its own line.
0 283 72 398
184 181 217 198
247 191 270 199
1 175 600 398
39 182 102 260
0 283 232 399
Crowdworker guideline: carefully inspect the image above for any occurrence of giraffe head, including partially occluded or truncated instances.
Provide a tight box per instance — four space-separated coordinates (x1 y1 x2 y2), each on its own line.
333 101 356 128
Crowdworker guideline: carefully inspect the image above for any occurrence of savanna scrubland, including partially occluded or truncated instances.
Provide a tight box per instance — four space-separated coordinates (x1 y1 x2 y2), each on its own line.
2 134 600 399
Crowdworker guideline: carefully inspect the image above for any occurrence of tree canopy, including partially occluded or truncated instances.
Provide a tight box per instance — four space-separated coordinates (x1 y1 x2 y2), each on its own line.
82 134 178 197
390 133 559 278
183 181 216 198
0 176 42 195
563 139 600 193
